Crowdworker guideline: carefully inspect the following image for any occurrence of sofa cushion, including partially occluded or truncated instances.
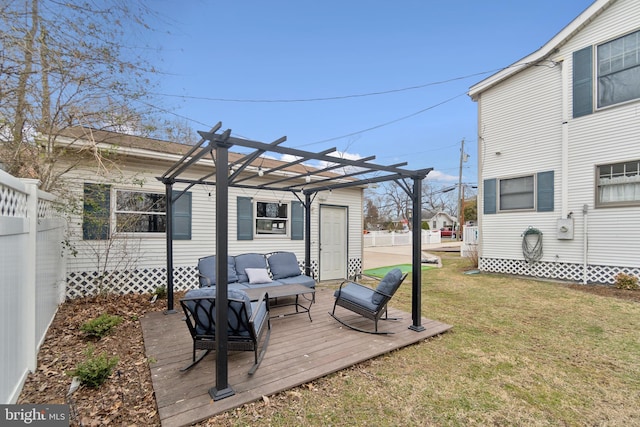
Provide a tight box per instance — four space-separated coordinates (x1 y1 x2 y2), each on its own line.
267 252 302 279
276 274 316 289
372 268 403 305
197 255 238 287
245 268 273 284
235 253 268 284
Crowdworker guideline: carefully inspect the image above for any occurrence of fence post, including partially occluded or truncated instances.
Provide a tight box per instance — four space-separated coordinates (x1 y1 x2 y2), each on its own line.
23 179 39 372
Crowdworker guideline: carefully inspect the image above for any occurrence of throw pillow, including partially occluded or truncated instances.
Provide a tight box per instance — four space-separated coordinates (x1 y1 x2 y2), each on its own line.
245 268 273 284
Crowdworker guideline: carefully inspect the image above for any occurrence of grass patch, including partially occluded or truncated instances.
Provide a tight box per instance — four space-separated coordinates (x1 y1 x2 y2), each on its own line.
363 263 433 278
207 254 640 426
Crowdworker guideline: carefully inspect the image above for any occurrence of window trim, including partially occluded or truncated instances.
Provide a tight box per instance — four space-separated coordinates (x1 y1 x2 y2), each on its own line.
595 159 640 208
114 188 167 235
254 199 290 238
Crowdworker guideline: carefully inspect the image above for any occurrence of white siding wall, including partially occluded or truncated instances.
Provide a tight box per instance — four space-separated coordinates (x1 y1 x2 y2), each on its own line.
63 154 363 284
477 0 640 280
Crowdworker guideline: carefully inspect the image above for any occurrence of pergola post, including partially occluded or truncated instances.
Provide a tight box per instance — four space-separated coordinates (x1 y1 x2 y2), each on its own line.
304 192 312 277
409 176 425 332
209 139 235 401
164 180 176 314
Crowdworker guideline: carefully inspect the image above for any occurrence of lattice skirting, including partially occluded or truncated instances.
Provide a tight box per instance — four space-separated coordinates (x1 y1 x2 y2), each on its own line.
349 257 362 279
66 259 325 299
480 257 640 285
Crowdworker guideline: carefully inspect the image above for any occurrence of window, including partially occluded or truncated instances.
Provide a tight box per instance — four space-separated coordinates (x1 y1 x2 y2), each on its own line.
483 171 554 214
255 201 288 235
82 184 191 240
597 160 640 207
499 176 534 211
115 190 166 233
598 30 640 108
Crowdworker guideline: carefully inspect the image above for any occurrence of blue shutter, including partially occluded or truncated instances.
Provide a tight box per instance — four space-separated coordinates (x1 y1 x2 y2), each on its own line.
483 179 496 214
291 201 304 240
83 183 111 240
573 46 593 118
537 171 554 212
172 191 192 240
237 196 253 240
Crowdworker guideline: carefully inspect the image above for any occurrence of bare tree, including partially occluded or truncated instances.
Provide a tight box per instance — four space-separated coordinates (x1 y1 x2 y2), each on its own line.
0 0 166 191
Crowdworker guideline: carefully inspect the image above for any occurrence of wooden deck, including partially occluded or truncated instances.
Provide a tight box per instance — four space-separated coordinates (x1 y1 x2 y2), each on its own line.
141 284 453 427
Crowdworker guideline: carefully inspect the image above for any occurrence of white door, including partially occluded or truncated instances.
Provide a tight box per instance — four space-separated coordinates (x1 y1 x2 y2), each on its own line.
320 205 347 280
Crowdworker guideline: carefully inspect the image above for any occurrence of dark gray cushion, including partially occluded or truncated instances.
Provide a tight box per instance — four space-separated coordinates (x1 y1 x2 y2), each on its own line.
197 255 238 286
234 253 268 284
371 268 403 305
268 252 302 279
334 283 377 311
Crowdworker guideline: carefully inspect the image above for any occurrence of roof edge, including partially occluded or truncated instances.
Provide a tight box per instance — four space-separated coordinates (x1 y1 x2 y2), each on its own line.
468 0 615 99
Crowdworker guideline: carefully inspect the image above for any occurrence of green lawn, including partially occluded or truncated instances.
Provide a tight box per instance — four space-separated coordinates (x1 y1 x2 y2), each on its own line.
207 255 640 426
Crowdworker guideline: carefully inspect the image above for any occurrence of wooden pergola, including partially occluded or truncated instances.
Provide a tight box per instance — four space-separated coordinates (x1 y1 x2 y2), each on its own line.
158 122 432 400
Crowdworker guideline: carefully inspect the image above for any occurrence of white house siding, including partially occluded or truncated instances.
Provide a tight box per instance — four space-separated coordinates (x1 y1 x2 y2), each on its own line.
61 153 364 296
477 0 640 284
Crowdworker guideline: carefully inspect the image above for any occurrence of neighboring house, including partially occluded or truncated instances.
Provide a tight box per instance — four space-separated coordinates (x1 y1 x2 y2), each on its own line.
468 0 640 284
54 127 365 297
424 211 457 231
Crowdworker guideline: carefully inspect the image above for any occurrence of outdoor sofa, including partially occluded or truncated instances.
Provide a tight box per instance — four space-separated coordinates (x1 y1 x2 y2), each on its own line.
197 251 316 291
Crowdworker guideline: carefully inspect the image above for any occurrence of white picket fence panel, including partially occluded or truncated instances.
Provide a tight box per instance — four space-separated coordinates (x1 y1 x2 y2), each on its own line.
363 230 442 248
0 169 66 404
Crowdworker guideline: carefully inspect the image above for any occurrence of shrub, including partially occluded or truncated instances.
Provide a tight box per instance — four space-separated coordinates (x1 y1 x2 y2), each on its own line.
614 273 639 290
80 313 123 338
68 346 119 388
153 285 167 299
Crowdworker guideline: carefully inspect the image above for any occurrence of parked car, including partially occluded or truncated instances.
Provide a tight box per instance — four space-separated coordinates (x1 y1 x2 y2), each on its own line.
440 226 457 238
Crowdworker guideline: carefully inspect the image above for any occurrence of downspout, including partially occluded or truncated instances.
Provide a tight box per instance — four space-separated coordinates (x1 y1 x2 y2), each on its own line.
583 204 588 284
561 58 569 218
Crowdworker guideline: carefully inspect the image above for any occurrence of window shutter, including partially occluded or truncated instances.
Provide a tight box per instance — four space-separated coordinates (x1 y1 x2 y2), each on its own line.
237 196 253 240
573 46 593 118
83 183 111 240
483 179 497 214
172 191 192 240
537 171 554 212
291 201 304 240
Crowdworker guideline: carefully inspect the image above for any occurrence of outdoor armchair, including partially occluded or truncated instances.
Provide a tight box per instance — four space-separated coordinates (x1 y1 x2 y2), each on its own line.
329 268 407 334
179 287 271 375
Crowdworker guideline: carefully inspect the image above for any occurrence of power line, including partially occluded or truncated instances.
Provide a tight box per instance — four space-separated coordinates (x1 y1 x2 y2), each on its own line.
149 69 505 104
294 93 467 148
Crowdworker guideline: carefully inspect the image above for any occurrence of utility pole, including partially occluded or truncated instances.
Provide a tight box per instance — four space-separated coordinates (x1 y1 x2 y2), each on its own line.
457 138 468 242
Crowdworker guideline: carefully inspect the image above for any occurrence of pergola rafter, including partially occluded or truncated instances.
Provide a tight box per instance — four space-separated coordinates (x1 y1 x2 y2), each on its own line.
158 125 432 401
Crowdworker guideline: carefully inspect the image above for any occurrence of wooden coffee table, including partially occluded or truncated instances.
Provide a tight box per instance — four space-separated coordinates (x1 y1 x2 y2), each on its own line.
244 284 315 322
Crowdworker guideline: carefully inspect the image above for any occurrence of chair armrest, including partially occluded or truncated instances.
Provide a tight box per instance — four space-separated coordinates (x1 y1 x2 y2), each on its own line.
196 272 211 287
334 281 373 300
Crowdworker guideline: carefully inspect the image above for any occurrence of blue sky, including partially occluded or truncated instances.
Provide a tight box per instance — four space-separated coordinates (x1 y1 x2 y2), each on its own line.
148 0 595 189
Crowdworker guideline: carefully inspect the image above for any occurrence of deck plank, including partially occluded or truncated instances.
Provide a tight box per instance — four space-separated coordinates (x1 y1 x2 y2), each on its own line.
141 285 452 427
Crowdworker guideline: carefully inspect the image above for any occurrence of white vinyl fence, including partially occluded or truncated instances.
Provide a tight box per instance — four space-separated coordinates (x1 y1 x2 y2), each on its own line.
363 230 442 247
0 169 66 404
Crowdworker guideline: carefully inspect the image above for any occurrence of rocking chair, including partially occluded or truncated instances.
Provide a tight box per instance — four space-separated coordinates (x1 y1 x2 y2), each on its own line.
180 287 271 375
329 268 407 334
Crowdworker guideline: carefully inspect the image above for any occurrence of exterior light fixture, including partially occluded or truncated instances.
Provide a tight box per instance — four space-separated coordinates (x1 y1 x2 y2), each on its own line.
258 168 264 177
305 175 311 183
